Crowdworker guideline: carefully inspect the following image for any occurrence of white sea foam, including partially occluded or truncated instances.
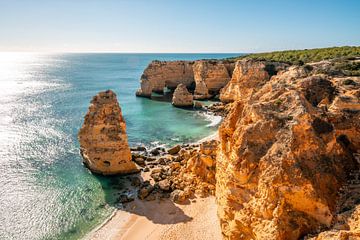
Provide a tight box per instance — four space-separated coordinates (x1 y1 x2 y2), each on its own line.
198 112 223 127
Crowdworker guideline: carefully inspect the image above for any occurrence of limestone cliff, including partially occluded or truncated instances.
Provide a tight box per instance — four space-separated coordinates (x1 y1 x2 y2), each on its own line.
78 90 138 175
193 60 232 99
172 84 194 107
220 59 288 103
216 61 360 239
136 60 194 97
136 59 235 100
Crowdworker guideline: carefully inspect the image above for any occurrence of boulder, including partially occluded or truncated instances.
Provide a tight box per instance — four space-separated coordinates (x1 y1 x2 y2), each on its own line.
193 101 204 109
158 179 171 191
170 189 186 203
168 145 181 155
172 84 193 107
138 182 154 200
78 90 139 175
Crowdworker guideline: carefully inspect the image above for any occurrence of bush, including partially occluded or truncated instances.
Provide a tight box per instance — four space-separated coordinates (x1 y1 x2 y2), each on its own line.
228 46 360 65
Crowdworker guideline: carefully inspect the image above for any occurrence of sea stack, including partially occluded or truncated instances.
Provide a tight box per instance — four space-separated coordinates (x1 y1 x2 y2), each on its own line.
172 84 194 107
78 90 138 175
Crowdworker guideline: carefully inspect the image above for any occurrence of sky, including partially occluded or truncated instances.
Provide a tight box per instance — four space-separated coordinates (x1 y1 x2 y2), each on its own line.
0 0 359 53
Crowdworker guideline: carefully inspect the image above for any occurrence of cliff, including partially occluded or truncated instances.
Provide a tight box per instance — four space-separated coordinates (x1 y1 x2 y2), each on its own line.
219 59 288 103
193 60 232 99
136 60 194 97
216 60 360 239
136 59 235 99
78 90 138 175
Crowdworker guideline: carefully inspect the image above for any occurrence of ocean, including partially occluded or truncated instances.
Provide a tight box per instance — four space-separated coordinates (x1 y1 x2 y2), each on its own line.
0 53 239 239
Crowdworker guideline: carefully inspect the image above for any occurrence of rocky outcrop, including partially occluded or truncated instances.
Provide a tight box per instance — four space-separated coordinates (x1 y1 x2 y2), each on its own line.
168 139 219 198
220 59 288 103
136 59 235 99
193 60 233 99
78 90 139 175
172 84 194 107
136 60 194 97
216 62 360 239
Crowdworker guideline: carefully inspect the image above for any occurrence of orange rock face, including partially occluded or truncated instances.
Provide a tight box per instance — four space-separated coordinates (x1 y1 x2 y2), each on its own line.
193 60 233 99
78 90 138 175
136 60 194 97
136 59 235 99
216 62 360 239
219 59 287 103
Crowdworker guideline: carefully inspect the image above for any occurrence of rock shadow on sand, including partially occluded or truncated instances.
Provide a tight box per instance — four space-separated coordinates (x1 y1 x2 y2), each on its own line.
96 173 193 225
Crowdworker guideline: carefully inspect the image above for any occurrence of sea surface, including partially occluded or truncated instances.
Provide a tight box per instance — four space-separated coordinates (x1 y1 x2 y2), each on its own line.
0 53 240 240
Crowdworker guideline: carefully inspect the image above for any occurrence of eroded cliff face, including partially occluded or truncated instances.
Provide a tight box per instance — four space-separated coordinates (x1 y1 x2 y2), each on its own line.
220 59 288 103
136 60 194 97
78 90 138 175
216 62 360 239
136 59 235 99
193 60 233 99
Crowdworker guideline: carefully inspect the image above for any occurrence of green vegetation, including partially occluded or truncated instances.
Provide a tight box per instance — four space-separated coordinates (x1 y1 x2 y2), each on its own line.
233 46 360 65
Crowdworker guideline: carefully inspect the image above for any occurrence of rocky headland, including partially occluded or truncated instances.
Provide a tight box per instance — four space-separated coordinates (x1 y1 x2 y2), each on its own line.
83 50 360 239
136 59 235 99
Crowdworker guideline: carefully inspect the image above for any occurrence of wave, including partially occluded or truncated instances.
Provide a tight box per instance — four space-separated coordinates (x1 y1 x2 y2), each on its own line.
198 112 223 127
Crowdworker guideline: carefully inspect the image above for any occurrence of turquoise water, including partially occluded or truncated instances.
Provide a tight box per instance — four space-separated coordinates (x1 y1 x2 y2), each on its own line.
0 53 239 240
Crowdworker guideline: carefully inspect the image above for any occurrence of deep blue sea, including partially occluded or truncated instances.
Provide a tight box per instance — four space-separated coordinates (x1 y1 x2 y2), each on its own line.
0 53 239 239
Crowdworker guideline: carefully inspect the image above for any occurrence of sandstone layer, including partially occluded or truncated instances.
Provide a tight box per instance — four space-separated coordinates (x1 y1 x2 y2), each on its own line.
78 90 138 175
172 84 194 107
216 61 360 239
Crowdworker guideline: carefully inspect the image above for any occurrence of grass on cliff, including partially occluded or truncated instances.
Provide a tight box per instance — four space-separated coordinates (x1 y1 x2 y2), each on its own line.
234 46 360 65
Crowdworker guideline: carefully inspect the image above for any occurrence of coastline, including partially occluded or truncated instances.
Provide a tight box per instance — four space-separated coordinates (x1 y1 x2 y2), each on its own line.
84 130 220 240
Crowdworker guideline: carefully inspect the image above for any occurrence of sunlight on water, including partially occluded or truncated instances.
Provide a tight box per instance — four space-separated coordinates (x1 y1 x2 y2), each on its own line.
0 52 238 239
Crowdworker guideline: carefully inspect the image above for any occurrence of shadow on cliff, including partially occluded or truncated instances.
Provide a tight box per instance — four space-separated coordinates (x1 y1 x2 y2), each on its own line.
149 92 173 102
95 173 193 225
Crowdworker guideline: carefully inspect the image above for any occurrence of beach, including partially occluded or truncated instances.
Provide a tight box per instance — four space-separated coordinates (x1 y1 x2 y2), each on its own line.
85 196 221 240
85 131 222 240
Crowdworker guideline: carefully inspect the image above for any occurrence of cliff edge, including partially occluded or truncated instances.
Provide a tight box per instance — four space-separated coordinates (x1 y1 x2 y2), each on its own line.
216 60 360 239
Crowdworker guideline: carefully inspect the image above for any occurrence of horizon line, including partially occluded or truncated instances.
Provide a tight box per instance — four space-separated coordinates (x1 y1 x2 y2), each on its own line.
0 45 358 55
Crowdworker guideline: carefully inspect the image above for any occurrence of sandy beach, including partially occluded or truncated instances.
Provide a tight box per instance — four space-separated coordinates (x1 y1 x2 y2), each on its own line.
85 196 222 240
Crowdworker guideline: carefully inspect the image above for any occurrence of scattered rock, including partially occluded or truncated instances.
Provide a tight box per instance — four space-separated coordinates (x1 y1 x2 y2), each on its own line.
130 177 141 187
158 179 171 191
138 182 154 200
150 148 160 156
130 146 147 151
168 145 181 155
170 190 186 203
117 193 135 203
193 101 204 109
133 157 145 167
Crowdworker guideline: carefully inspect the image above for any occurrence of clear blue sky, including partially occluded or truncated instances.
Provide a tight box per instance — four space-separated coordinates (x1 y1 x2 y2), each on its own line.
0 0 359 53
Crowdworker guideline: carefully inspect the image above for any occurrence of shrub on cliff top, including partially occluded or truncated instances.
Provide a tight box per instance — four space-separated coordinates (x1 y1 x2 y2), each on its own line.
231 46 360 65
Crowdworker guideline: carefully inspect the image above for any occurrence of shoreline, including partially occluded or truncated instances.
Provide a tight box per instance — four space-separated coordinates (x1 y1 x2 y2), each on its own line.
84 129 220 240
